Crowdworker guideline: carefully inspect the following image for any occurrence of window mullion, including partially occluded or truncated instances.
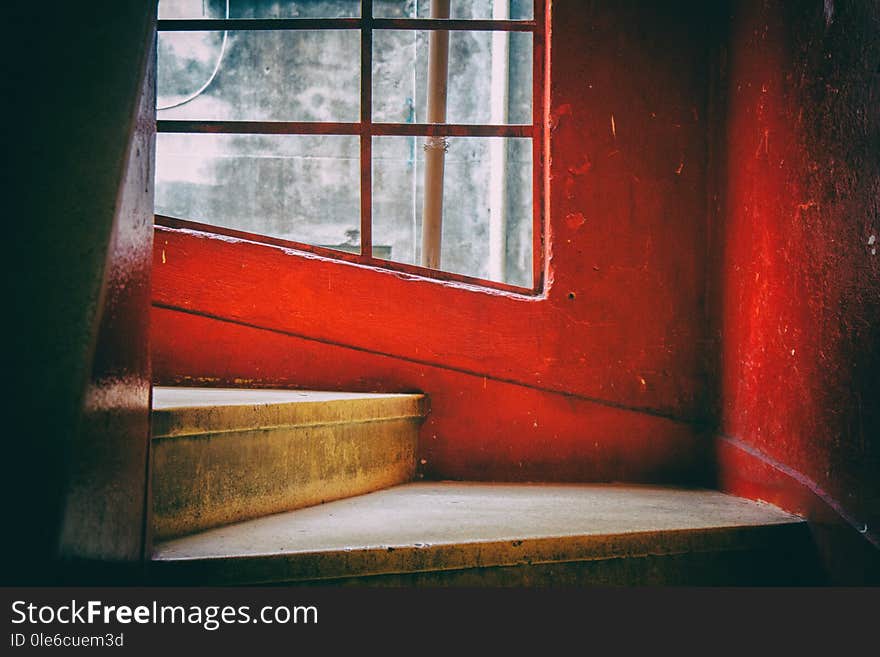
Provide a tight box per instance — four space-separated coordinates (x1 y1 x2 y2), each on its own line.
533 0 547 291
359 1 373 260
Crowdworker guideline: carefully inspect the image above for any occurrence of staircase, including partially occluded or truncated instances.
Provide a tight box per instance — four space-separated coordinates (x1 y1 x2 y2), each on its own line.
149 387 822 586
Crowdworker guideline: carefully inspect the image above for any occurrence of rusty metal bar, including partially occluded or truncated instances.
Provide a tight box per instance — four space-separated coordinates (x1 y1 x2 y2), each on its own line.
372 18 535 32
157 120 532 137
157 120 361 134
157 18 536 32
360 0 373 258
158 18 362 31
420 0 451 270
375 123 531 137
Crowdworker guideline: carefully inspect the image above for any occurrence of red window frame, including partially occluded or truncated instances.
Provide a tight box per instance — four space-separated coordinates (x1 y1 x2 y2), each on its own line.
156 0 547 295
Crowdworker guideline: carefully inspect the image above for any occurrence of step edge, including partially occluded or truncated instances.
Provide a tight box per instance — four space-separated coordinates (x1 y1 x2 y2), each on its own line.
150 521 809 585
153 394 427 411
151 395 427 438
151 412 425 440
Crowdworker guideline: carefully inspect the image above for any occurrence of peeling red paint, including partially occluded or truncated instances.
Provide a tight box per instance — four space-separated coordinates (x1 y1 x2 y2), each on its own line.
565 212 586 231
567 158 592 176
711 0 880 579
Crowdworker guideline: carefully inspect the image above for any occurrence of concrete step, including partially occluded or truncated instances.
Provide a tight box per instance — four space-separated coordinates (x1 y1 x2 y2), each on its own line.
150 387 426 540
150 482 822 586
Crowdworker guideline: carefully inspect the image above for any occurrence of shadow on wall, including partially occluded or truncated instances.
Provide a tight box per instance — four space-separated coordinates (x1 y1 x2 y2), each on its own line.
5 1 156 584
709 0 880 584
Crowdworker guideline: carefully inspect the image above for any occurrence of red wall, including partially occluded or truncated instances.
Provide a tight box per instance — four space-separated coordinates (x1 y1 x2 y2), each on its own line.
59 31 156 573
6 2 156 583
152 1 722 483
712 0 880 581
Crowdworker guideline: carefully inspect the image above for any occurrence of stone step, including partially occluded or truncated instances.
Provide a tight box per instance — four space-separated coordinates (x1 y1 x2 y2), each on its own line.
150 387 426 540
150 482 822 586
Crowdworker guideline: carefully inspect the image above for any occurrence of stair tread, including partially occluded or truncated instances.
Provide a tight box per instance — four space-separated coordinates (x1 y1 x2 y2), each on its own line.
153 387 421 410
151 482 805 584
151 387 425 438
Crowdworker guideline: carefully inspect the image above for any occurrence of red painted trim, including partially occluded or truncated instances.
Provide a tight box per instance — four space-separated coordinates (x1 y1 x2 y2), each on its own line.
531 0 548 293
154 217 539 295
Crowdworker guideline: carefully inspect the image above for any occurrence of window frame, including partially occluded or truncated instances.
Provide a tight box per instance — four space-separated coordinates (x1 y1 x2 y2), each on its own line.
156 0 546 295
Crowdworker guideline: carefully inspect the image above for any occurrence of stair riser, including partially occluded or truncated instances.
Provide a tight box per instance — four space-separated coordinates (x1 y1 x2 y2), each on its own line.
152 417 419 540
152 544 821 587
290 548 823 586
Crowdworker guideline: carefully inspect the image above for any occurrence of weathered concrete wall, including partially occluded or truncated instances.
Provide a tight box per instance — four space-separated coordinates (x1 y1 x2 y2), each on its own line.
712 0 880 582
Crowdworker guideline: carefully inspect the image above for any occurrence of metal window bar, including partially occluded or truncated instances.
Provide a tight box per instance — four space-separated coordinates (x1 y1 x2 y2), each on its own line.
157 121 533 137
157 18 538 32
360 0 373 258
156 0 546 294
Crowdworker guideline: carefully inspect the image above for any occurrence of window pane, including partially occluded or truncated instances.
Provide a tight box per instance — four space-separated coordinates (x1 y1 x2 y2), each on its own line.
372 30 532 124
373 0 534 20
157 30 360 122
156 133 360 252
372 136 533 287
158 0 360 19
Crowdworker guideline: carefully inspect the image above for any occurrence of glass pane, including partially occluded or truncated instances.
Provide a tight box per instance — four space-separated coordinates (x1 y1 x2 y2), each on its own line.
158 0 360 19
157 30 359 121
373 0 534 20
372 30 531 124
156 133 360 252
372 136 533 287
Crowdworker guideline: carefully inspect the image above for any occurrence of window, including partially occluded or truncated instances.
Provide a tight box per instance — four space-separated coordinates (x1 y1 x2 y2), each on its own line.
155 0 544 292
